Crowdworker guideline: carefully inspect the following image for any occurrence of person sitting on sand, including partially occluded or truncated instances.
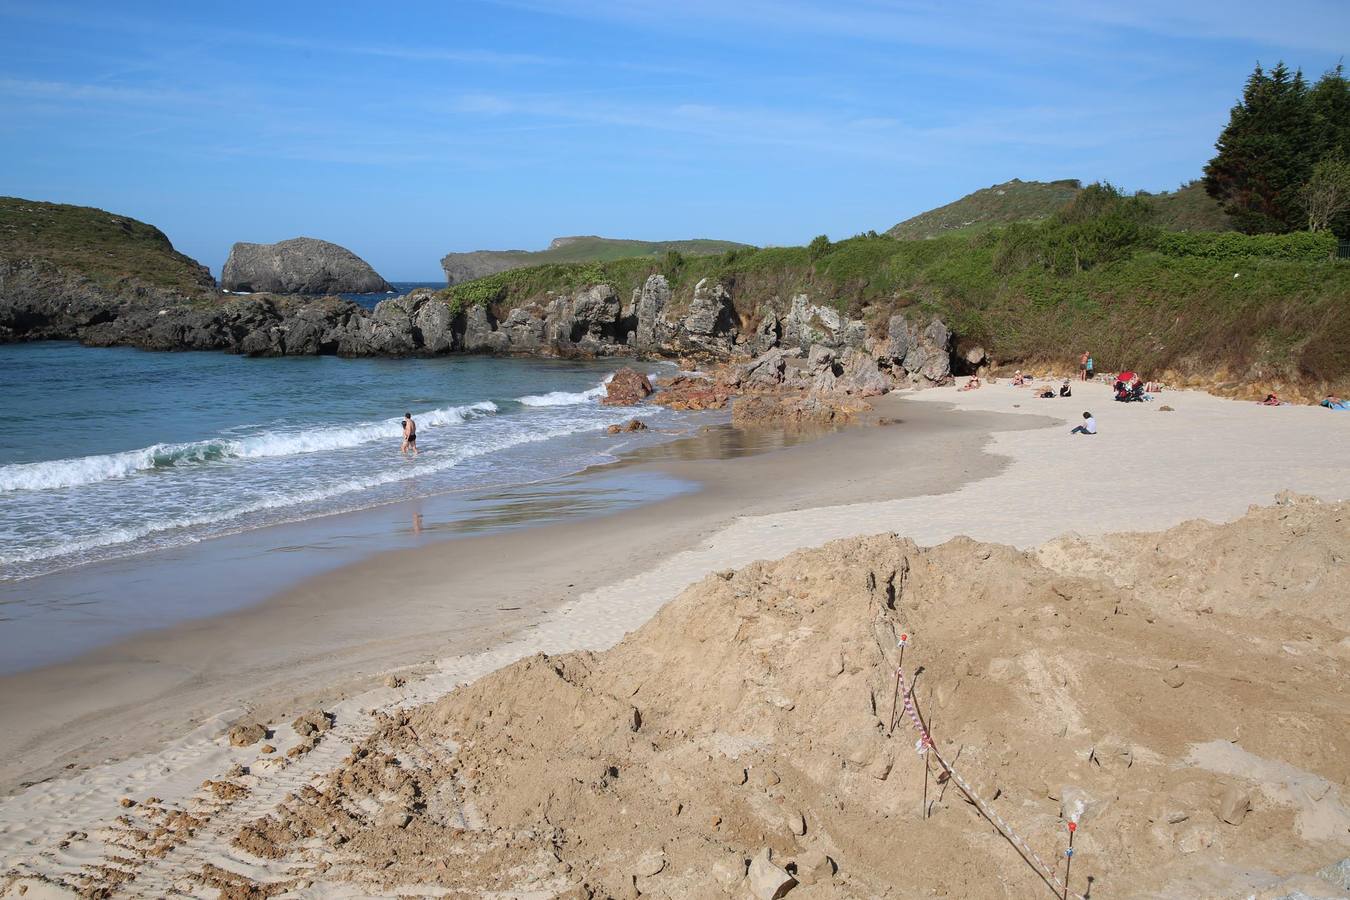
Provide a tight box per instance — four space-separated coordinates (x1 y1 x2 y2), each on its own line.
1069 411 1097 435
959 376 981 391
1012 370 1027 386
1260 393 1283 407
401 412 418 456
1059 380 1072 398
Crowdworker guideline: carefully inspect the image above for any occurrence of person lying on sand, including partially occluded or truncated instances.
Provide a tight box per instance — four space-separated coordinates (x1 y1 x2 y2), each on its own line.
1321 396 1350 410
1038 385 1056 399
1260 393 1286 407
1069 411 1097 435
401 412 418 456
959 377 981 391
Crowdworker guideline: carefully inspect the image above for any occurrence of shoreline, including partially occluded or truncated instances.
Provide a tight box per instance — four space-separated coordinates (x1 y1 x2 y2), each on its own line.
3 381 1348 898
0 393 1032 795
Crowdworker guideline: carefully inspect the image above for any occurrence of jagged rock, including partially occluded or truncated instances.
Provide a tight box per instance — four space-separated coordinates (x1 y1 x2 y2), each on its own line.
634 275 670 349
222 237 391 295
684 278 737 338
602 368 653 406
570 284 621 342
838 348 889 396
783 294 865 350
412 292 454 353
963 345 987 366
750 314 781 354
748 848 796 900
738 347 796 387
463 305 507 352
886 315 952 385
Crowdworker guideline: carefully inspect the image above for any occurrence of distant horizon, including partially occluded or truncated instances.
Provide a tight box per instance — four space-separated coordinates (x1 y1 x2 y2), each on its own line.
3 0 1346 280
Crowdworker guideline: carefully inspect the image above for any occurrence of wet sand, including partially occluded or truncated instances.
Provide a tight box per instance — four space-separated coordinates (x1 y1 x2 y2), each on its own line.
0 395 1036 794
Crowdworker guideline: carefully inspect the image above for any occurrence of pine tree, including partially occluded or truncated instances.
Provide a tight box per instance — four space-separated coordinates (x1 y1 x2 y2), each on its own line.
1204 62 1320 234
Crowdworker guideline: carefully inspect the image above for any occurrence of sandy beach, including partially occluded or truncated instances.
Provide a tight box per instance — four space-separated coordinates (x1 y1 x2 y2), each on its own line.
2 381 1349 898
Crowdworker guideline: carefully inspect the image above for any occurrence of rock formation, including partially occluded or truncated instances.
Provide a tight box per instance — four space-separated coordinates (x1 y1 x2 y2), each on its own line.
221 238 391 295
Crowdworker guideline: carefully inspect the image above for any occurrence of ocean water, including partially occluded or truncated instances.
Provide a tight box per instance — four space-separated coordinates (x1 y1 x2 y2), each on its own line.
0 342 690 582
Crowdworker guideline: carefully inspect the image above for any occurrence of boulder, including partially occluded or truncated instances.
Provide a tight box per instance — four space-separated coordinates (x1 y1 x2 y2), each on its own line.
747 848 796 900
221 237 391 295
501 305 547 350
650 374 732 411
634 274 671 349
602 368 653 406
886 314 952 385
738 347 796 388
838 348 890 396
684 278 736 338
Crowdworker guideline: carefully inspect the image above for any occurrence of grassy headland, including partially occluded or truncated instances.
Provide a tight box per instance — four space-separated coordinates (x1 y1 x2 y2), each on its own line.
441 235 751 284
445 186 1348 392
0 197 216 298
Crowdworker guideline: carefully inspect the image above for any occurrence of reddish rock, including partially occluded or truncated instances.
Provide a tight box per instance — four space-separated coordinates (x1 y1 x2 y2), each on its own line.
602 368 653 406
651 374 733 411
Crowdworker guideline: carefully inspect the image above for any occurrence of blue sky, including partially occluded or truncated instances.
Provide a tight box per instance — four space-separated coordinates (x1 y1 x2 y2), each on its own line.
2 1 1346 280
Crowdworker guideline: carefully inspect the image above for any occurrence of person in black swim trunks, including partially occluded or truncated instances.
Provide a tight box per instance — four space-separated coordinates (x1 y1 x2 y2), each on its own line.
401 412 418 456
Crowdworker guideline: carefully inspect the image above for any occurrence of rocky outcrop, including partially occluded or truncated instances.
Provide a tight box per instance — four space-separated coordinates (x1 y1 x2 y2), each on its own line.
4 245 962 384
880 315 952 385
601 368 653 406
222 238 392 295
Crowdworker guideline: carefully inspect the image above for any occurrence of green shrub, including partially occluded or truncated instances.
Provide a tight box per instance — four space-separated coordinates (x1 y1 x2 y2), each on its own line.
1152 230 1337 261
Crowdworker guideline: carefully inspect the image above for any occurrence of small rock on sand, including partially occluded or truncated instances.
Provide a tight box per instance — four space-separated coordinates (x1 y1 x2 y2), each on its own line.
1218 784 1252 825
291 710 333 737
748 848 797 900
633 850 666 878
227 723 267 747
1163 666 1186 688
384 674 405 688
792 849 837 886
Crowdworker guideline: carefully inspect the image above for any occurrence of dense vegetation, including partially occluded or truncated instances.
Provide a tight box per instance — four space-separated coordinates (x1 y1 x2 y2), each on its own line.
440 235 752 284
0 196 216 297
1205 62 1350 236
445 185 1349 387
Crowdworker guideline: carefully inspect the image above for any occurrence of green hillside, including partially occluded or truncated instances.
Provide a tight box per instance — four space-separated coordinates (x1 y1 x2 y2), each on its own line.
441 235 751 285
888 178 1233 240
887 179 1083 239
448 186 1348 393
0 196 216 296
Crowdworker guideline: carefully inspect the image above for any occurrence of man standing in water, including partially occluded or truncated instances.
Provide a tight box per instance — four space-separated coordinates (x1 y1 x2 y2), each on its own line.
401 412 418 456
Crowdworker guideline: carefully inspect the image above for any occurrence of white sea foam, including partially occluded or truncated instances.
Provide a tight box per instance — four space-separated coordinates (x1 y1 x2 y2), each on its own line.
0 409 634 571
0 401 499 493
517 381 609 407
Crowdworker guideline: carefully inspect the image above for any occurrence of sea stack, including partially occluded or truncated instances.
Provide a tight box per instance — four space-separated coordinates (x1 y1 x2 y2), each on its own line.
221 237 392 294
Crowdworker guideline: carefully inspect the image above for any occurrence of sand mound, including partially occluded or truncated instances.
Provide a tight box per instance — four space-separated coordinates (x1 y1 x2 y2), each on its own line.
208 498 1349 897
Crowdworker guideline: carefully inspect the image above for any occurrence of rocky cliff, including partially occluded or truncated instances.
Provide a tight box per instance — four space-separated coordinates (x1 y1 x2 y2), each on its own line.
222 238 392 295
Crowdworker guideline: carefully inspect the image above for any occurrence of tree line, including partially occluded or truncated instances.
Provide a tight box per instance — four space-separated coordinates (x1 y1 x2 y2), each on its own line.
1204 62 1350 237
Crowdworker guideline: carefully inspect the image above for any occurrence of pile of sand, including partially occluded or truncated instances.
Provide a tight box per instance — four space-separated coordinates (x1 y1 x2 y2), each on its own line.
219 495 1348 898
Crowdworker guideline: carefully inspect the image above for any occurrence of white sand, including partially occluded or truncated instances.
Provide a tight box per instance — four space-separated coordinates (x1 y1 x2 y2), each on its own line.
3 382 1349 896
